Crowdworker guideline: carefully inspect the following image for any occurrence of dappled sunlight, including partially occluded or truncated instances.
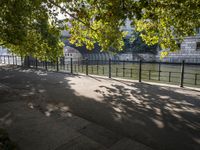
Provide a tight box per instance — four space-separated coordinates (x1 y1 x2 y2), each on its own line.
19 69 35 73
150 118 165 128
27 101 73 118
0 66 199 150
92 81 200 148
35 71 48 76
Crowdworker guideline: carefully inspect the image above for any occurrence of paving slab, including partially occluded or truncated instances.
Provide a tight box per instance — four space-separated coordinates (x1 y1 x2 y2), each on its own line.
79 123 122 148
0 102 81 150
55 135 107 150
48 110 91 131
109 138 153 150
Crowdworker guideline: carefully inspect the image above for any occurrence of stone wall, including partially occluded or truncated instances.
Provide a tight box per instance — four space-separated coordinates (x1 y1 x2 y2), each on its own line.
157 34 200 63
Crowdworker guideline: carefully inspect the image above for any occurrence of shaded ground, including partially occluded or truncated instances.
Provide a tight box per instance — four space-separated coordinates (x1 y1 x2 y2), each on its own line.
0 65 199 150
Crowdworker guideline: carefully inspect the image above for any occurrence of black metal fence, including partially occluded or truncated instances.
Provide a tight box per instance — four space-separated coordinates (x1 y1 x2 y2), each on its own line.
0 55 200 88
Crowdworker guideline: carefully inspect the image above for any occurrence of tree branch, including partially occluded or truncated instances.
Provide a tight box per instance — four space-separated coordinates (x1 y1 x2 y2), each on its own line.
48 0 97 32
0 43 7 46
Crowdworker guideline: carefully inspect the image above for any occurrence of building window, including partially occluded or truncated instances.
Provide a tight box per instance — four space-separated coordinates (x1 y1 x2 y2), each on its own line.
196 42 200 51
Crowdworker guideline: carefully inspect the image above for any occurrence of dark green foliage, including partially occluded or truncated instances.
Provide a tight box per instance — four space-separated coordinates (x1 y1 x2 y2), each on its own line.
0 0 200 58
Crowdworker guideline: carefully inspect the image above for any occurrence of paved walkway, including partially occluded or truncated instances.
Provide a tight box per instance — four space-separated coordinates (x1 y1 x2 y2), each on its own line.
0 65 199 150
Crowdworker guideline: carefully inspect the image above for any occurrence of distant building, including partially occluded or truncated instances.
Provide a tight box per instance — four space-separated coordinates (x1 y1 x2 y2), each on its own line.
0 46 10 55
61 22 200 63
63 46 82 62
157 29 200 63
60 19 136 61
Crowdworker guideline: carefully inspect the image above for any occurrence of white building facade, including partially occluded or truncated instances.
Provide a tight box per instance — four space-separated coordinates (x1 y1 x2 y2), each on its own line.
63 46 82 62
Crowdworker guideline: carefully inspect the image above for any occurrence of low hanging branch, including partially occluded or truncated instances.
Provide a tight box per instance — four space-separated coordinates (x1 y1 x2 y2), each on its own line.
48 0 97 32
0 43 7 46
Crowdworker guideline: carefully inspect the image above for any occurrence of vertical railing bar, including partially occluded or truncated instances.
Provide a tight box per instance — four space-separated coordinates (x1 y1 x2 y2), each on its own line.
109 58 111 78
180 60 185 87
158 62 161 81
139 60 142 82
70 58 73 74
86 58 88 75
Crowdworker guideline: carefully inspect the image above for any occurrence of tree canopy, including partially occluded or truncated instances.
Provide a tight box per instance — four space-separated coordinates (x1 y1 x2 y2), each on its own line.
0 0 200 59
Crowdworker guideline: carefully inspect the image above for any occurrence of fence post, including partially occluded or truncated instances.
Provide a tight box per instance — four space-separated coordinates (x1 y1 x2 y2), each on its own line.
180 60 185 87
123 60 125 77
86 58 88 75
63 57 65 70
91 64 93 74
8 55 10 65
139 60 142 82
158 62 161 81
149 70 151 80
27 56 30 68
77 60 79 72
56 57 59 72
70 58 73 74
36 58 38 69
81 60 83 72
12 55 14 65
130 68 133 78
21 56 23 66
169 72 171 82
195 74 197 85
97 60 99 74
45 59 47 70
109 58 111 78
15 56 17 65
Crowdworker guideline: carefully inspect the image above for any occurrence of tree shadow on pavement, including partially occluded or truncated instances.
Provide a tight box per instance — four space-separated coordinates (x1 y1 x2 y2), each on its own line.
0 65 199 150
96 82 200 150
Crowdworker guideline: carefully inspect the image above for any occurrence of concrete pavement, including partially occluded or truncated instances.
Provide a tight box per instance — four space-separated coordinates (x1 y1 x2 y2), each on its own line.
0 65 199 150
